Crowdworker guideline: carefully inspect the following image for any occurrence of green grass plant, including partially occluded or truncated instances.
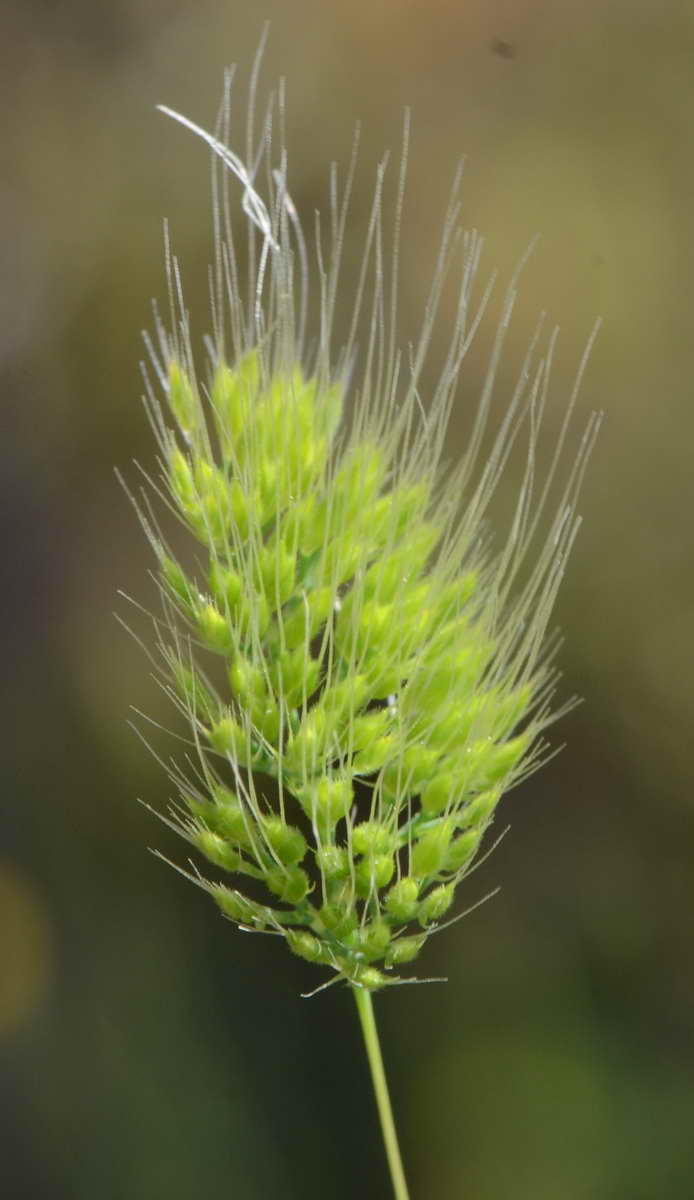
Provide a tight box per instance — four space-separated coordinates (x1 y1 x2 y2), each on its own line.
124 47 599 1198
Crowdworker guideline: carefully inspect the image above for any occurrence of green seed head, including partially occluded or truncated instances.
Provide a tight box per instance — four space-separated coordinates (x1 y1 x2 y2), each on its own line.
418 884 456 927
128 65 597 994
385 878 421 923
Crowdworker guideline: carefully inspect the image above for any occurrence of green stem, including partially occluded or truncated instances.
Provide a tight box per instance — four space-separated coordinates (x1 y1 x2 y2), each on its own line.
352 986 411 1200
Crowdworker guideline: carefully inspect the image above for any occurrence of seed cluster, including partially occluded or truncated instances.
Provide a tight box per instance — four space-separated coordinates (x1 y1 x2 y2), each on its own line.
131 81 596 992
150 348 545 990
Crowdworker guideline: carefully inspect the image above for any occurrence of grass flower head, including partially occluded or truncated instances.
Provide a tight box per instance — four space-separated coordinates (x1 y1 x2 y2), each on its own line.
128 64 599 1000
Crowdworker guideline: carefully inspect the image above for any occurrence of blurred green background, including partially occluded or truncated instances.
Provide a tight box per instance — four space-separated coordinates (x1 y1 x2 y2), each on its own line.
2 2 693 1197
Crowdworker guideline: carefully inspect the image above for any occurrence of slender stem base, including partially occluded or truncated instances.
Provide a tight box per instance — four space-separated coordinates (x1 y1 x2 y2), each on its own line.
352 986 411 1200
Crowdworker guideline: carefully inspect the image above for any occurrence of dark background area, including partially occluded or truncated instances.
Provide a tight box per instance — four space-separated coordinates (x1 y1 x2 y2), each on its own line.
2 2 693 1197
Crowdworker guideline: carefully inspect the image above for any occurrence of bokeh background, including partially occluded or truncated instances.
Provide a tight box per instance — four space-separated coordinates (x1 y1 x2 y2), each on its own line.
2 1 693 1197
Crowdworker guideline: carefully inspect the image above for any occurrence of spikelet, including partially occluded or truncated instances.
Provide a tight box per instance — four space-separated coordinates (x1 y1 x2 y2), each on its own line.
129 62 599 993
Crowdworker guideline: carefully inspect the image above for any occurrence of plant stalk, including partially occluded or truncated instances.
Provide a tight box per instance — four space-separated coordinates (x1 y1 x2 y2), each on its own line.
352 986 411 1200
